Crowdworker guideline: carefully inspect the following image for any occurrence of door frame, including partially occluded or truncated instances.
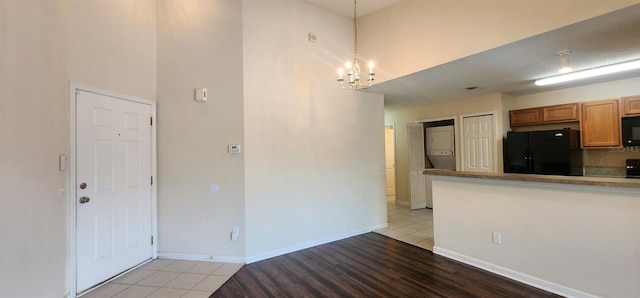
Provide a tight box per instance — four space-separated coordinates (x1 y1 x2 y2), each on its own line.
458 111 499 173
67 82 158 297
384 124 397 203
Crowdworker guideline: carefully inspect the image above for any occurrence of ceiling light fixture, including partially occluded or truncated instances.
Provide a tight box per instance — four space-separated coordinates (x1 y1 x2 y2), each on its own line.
337 0 374 91
535 59 640 86
556 49 573 73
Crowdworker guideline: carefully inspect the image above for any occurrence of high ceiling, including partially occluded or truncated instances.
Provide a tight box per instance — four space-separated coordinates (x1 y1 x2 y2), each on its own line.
304 1 640 111
301 0 402 17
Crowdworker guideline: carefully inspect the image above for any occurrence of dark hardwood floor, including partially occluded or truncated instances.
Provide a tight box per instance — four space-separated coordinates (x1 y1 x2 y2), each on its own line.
211 233 561 297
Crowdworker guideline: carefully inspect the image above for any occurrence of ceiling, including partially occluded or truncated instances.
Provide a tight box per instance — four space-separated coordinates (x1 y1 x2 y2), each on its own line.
305 1 640 110
301 0 402 17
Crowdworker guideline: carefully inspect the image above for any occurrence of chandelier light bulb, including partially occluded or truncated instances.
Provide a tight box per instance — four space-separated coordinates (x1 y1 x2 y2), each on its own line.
336 0 375 91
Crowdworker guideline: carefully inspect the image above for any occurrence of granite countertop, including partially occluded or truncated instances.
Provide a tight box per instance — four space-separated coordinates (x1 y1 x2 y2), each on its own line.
423 169 640 189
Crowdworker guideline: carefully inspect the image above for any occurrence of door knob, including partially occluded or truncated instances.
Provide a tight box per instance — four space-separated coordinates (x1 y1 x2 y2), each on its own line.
79 196 91 204
79 183 87 189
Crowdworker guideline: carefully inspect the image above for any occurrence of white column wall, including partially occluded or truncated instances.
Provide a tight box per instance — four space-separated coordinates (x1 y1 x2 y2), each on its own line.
156 0 245 259
243 0 387 261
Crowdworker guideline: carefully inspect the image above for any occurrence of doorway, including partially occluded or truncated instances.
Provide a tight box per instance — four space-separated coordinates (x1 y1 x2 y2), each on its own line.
70 84 157 295
384 125 396 203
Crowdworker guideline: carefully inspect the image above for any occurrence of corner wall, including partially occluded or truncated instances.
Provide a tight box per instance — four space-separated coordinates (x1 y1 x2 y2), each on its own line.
243 0 387 261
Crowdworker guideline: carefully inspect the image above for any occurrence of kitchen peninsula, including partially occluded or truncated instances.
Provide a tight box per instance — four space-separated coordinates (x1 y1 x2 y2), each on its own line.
424 169 640 298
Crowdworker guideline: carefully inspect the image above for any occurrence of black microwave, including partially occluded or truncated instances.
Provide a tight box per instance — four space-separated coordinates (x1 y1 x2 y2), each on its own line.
622 116 640 147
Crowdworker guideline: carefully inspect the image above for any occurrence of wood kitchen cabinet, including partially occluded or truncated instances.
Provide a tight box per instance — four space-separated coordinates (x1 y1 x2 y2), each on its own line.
580 99 621 148
509 103 579 126
509 108 540 126
623 96 640 115
541 103 580 123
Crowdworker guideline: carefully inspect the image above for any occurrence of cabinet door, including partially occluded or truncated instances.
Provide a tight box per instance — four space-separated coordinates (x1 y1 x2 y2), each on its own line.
510 108 540 126
580 99 621 148
623 96 640 115
542 103 579 122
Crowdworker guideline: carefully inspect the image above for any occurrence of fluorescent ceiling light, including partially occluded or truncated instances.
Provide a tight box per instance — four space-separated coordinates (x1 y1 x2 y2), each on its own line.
535 59 640 86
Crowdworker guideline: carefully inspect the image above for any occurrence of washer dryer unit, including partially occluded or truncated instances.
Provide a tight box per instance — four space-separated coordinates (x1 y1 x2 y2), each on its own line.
426 125 456 170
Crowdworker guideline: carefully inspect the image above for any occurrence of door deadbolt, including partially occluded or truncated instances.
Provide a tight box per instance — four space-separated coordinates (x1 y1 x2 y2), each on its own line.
79 183 87 189
79 196 91 204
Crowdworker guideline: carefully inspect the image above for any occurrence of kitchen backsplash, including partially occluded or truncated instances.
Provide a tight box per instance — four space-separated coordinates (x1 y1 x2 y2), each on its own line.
583 148 640 177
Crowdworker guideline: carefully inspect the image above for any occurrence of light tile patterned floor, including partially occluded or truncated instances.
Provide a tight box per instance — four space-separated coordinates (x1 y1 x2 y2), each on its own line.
375 200 434 251
81 259 243 298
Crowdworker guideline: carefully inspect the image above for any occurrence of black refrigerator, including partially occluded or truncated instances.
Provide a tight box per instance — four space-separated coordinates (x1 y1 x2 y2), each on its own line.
504 128 583 176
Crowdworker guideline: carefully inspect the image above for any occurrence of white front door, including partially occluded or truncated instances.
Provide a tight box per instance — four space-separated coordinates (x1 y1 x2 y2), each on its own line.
462 114 494 173
407 123 427 210
76 90 153 292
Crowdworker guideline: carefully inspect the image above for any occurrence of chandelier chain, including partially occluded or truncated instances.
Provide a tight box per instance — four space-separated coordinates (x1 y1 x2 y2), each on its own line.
353 0 358 59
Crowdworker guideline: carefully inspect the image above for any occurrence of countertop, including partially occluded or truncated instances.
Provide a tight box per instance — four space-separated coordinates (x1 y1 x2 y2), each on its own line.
423 169 640 189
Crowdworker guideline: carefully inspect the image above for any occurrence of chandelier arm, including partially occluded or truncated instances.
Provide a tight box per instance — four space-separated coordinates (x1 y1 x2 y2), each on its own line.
336 0 374 91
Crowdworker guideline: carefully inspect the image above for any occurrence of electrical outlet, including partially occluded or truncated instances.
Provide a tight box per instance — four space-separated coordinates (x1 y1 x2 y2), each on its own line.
596 158 604 166
492 232 502 244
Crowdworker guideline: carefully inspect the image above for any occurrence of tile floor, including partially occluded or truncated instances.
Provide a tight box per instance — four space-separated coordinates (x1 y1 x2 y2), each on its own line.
81 259 243 298
375 200 434 251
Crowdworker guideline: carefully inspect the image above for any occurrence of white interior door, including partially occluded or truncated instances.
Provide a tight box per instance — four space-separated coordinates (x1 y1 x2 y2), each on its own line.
408 123 427 210
384 126 396 201
462 115 494 173
76 90 153 292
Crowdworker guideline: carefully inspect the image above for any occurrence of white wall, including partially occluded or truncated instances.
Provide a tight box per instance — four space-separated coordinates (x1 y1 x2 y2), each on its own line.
68 0 157 99
432 176 640 297
0 1 68 296
1 1 156 296
156 0 245 260
359 0 639 84
243 0 387 261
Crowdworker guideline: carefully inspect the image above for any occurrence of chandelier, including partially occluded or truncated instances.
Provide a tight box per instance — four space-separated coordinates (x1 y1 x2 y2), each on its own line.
337 0 375 91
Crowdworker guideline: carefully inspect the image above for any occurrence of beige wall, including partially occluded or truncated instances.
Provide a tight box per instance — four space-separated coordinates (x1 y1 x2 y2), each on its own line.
68 0 157 99
156 0 245 259
0 0 69 296
359 0 640 84
243 0 387 260
385 93 504 204
433 177 640 297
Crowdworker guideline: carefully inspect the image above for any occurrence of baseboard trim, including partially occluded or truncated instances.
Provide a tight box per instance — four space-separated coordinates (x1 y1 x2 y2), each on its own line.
433 246 597 298
246 224 387 264
157 252 245 264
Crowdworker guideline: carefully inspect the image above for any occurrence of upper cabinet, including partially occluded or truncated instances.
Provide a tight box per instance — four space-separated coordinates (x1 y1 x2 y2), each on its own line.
541 103 580 123
510 103 579 127
580 99 621 148
509 108 540 126
623 96 640 116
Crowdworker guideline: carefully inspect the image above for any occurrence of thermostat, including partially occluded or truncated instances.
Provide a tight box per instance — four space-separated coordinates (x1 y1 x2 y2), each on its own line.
228 144 241 154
